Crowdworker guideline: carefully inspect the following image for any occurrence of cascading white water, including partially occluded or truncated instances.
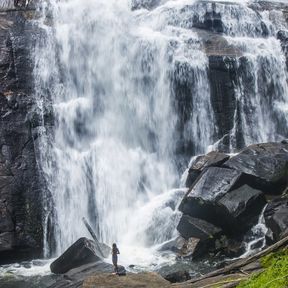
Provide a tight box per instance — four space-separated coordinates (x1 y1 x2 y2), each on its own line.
33 0 288 268
34 0 214 265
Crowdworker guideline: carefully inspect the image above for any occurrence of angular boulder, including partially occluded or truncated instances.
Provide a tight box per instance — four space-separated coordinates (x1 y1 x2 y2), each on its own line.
264 198 288 244
217 185 266 231
185 151 229 187
177 215 222 241
179 167 266 234
179 167 243 219
50 237 104 274
224 142 288 194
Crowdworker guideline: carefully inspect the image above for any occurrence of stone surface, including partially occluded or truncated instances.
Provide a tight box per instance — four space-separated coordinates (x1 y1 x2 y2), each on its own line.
224 142 288 193
185 151 229 187
180 166 267 234
180 167 243 207
217 184 266 231
50 237 102 274
208 56 240 151
48 261 116 288
83 272 170 288
0 7 49 263
163 270 191 283
177 215 222 241
264 198 288 244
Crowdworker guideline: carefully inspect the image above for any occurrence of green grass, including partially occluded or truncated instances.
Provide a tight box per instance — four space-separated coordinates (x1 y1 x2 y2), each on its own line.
237 248 288 288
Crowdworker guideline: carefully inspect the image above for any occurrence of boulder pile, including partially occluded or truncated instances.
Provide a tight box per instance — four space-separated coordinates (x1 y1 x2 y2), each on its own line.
176 141 288 259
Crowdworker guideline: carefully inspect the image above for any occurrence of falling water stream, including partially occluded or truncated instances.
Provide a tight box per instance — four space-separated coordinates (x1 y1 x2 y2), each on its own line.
36 0 215 266
0 0 288 282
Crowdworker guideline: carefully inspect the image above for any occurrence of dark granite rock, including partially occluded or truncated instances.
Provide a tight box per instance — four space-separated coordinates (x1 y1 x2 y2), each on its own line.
224 142 288 193
180 167 243 206
179 166 267 234
176 215 224 259
185 151 230 187
217 185 266 231
264 198 288 244
208 56 240 151
163 270 191 283
0 8 51 263
50 237 103 274
177 215 222 241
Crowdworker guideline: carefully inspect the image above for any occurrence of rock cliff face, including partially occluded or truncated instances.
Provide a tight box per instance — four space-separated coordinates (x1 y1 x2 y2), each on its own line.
0 3 48 263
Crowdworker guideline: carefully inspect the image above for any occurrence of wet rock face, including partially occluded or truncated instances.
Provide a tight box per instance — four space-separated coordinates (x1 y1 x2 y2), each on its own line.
185 151 230 187
178 141 288 259
277 30 288 69
264 198 288 244
0 7 46 263
224 142 288 193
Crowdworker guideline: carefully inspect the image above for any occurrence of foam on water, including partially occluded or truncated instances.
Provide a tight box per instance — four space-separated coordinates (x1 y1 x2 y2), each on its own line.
0 260 52 277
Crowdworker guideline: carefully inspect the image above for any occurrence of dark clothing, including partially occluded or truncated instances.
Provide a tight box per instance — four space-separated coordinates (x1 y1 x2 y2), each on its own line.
112 254 118 265
112 247 120 273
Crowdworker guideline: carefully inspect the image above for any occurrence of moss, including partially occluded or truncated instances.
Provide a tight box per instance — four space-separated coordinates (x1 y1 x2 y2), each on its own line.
237 248 288 288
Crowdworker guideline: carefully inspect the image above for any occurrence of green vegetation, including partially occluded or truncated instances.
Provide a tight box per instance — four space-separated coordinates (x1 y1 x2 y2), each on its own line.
237 248 288 288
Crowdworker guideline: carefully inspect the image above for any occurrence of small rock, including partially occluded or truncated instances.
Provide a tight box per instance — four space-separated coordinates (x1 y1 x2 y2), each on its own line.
164 270 191 283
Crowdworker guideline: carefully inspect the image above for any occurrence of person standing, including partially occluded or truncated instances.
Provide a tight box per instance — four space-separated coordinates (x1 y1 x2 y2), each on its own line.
112 243 120 274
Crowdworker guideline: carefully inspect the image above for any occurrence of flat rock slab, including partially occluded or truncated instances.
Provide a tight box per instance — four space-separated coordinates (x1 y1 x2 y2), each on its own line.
83 272 171 288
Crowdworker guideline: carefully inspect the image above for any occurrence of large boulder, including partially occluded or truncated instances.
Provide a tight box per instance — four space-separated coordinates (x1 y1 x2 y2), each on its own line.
179 167 266 234
180 166 243 208
264 198 288 245
185 151 229 187
224 142 288 194
217 184 266 231
50 237 104 274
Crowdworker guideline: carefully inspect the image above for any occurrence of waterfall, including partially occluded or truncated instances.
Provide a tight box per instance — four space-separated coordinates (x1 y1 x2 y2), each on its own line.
34 0 214 260
33 0 288 265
